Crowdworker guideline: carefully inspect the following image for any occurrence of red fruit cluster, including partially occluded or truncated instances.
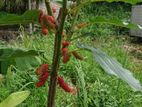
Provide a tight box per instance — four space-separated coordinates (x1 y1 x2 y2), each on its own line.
62 41 70 48
63 53 71 63
61 41 84 63
42 27 48 35
35 64 49 87
38 10 44 23
62 48 68 55
35 64 77 94
38 9 56 36
47 15 55 24
43 15 56 30
62 41 71 63
72 51 84 60
76 23 88 29
57 76 76 94
52 7 56 13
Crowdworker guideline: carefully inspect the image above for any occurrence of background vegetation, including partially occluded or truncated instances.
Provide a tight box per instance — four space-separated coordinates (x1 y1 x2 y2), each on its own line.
80 2 131 37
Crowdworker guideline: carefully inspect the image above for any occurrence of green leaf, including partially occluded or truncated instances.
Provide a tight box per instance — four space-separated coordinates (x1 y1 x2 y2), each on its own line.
77 44 142 91
15 56 41 71
0 60 15 74
0 47 43 61
0 90 30 107
89 16 141 29
76 16 142 30
0 47 43 74
0 10 39 26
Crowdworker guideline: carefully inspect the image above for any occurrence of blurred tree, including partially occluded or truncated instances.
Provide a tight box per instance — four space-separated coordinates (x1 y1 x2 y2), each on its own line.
0 0 28 14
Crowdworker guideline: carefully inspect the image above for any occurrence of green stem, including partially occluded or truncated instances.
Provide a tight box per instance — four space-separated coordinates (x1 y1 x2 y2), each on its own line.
45 0 53 16
67 0 80 41
47 0 67 107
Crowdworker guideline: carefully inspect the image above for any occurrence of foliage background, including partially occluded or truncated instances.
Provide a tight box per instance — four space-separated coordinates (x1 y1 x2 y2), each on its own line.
80 2 131 37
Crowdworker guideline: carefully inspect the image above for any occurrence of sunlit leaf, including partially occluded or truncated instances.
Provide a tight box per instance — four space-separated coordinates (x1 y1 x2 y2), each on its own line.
0 90 30 107
77 44 142 91
0 10 39 26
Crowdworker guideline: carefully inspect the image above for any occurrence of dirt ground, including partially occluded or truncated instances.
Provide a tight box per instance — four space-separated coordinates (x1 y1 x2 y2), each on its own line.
0 31 19 41
123 37 142 72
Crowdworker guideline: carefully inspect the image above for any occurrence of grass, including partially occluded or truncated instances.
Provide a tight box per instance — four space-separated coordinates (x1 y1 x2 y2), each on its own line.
0 32 142 107
79 2 131 37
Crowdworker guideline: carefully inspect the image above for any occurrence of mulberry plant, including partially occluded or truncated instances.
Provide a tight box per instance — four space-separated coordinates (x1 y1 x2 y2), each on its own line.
37 1 142 107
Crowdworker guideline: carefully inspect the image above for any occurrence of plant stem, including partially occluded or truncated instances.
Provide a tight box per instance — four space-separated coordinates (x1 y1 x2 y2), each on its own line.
67 0 80 41
45 0 53 16
47 0 67 107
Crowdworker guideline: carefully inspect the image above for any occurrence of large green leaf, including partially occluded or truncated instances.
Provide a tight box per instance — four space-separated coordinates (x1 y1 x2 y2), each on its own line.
77 43 142 91
89 16 141 29
0 47 43 74
76 16 142 30
0 10 39 26
0 47 42 61
0 90 30 107
15 56 41 71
